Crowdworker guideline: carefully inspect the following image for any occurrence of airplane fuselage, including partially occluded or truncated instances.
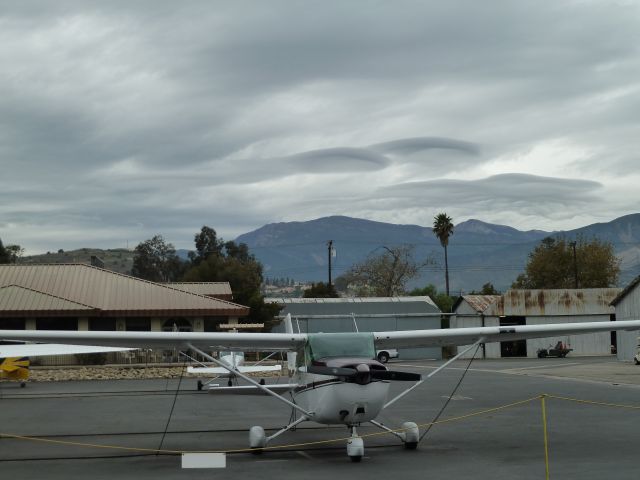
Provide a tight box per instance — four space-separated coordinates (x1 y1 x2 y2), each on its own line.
292 372 390 424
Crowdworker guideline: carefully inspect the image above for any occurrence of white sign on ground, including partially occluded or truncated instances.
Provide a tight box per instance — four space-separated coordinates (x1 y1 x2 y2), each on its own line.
181 453 226 469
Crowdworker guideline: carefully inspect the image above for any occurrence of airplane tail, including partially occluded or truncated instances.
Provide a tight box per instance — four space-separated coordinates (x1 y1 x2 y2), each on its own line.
0 357 30 381
283 314 297 374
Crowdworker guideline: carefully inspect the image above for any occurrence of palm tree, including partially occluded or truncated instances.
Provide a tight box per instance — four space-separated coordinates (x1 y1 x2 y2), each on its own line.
432 213 454 296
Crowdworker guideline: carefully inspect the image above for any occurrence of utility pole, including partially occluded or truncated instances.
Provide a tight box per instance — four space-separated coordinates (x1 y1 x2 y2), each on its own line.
327 240 333 287
569 241 578 288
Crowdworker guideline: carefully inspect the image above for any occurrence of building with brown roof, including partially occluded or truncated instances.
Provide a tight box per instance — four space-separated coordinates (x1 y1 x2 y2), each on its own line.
0 264 249 333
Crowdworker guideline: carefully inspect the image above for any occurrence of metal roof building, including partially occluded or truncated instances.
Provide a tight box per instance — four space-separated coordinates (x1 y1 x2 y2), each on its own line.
0 264 248 333
267 296 442 360
610 276 640 361
165 282 233 301
452 289 621 358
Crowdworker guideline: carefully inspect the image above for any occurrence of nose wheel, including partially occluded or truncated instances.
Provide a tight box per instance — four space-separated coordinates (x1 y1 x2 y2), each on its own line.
347 426 364 462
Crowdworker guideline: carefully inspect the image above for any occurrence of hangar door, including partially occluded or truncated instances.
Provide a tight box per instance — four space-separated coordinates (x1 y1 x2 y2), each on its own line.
500 316 527 357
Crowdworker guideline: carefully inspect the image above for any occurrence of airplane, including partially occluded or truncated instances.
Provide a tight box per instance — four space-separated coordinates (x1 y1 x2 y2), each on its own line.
1 317 640 461
187 350 282 389
0 343 134 387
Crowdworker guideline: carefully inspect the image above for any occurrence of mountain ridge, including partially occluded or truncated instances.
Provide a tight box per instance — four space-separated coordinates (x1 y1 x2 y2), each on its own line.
236 214 640 291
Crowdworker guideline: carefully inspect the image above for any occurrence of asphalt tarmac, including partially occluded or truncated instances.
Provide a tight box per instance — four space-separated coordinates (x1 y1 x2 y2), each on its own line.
1 356 639 479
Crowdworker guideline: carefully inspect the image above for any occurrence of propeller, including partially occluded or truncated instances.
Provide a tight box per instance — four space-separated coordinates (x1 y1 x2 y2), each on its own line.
308 364 421 382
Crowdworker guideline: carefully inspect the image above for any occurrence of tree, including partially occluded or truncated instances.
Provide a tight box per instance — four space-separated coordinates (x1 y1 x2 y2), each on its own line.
0 239 8 263
345 245 429 297
303 282 339 298
182 233 281 330
0 240 23 264
469 282 500 295
511 236 620 289
189 226 224 264
131 235 185 282
433 213 454 296
408 283 455 313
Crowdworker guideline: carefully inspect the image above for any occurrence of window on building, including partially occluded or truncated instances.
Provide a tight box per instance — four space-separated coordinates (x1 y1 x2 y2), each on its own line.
89 318 117 331
125 318 151 331
0 318 26 330
162 318 193 332
36 317 78 330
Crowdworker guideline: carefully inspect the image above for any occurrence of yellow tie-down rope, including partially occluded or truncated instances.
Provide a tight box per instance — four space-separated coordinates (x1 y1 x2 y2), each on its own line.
0 396 542 455
1 393 638 456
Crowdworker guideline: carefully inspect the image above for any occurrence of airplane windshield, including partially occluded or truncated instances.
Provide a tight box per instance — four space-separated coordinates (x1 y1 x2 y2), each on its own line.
306 333 375 361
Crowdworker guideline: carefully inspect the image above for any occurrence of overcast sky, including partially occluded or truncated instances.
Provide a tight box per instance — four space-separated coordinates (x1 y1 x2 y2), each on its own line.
1 1 639 254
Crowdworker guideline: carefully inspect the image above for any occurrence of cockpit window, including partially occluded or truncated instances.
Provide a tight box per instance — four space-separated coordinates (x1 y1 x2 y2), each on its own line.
306 333 375 362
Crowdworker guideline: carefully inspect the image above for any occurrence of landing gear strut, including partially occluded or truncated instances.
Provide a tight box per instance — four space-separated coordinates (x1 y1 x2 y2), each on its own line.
370 420 419 450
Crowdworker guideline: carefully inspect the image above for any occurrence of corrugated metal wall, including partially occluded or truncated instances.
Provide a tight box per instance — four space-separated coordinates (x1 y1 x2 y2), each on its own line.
615 284 640 361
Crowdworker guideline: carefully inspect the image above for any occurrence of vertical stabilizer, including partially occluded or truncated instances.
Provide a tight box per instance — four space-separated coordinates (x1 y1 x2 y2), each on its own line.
283 314 297 373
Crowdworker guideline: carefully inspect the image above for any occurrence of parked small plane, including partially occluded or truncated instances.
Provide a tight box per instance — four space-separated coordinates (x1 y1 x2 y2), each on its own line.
187 350 281 389
1 317 640 461
0 343 133 387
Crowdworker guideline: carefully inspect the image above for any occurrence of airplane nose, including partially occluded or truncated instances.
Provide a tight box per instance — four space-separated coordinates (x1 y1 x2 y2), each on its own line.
356 364 370 373
355 363 371 385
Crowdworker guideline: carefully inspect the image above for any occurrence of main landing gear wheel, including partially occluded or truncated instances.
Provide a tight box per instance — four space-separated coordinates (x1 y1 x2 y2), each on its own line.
402 422 419 450
197 380 203 391
249 426 266 454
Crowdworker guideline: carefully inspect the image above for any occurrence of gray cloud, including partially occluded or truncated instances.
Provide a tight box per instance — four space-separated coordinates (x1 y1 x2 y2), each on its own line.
371 137 480 156
1 1 639 253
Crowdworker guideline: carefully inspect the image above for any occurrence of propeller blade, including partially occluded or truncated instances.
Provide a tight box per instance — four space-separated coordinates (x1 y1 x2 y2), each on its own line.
308 365 358 377
371 370 422 381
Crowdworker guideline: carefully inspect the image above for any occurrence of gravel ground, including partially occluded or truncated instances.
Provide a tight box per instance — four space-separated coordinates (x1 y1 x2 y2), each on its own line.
20 364 286 382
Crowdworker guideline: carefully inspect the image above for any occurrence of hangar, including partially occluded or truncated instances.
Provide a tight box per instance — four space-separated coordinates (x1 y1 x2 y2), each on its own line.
452 289 621 358
0 263 249 363
267 296 442 359
610 276 640 362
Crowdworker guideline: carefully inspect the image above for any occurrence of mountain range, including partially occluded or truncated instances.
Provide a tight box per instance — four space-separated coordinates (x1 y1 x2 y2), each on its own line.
236 214 640 292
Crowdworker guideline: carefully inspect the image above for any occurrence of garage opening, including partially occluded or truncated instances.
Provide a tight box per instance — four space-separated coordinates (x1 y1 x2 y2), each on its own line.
500 316 527 357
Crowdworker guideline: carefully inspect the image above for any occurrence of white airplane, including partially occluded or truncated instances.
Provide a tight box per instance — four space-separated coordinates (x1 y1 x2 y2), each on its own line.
187 351 281 389
2 317 640 461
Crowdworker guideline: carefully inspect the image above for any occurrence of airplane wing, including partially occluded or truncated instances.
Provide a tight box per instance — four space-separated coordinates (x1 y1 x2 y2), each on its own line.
373 319 640 349
0 343 134 358
187 365 282 375
0 330 307 352
2 320 639 353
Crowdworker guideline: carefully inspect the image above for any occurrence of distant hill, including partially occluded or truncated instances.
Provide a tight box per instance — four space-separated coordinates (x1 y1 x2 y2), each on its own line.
236 214 640 292
20 248 134 275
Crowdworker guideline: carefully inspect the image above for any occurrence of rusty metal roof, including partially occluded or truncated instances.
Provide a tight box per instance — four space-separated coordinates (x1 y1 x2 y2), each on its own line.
485 288 621 316
455 295 502 313
610 276 640 306
0 264 249 317
165 282 232 298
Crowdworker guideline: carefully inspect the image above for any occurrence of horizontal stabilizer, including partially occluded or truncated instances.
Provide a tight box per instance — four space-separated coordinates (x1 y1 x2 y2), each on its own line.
207 384 298 395
187 365 281 376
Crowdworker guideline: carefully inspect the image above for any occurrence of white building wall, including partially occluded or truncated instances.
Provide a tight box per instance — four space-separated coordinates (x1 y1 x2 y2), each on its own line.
526 315 612 357
454 314 611 358
615 285 640 361
452 312 500 359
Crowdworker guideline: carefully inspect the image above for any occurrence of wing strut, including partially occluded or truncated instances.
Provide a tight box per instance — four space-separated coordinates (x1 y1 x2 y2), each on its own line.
383 338 485 410
187 344 312 417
